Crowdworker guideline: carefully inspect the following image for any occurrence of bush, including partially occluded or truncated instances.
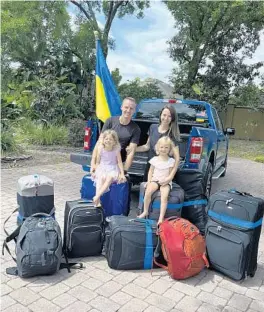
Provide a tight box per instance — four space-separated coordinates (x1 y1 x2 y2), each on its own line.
1 127 19 152
254 155 264 163
68 118 85 147
17 119 68 146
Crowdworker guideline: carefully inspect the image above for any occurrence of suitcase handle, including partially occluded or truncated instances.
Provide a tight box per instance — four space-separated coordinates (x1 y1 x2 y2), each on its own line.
166 216 180 222
228 189 252 197
130 218 156 226
31 212 53 218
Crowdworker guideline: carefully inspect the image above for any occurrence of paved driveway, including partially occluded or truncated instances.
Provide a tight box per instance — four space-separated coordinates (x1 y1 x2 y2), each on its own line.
1 157 264 312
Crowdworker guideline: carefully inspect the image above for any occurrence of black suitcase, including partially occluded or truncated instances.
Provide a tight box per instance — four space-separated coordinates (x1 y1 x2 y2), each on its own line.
138 182 184 220
63 200 104 258
105 216 158 270
206 189 264 280
175 169 208 235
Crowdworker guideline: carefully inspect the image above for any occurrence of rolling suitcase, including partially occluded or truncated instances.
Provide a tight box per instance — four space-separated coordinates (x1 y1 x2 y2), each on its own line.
206 189 264 280
138 182 184 220
81 174 130 217
105 216 158 270
63 200 104 258
175 169 208 235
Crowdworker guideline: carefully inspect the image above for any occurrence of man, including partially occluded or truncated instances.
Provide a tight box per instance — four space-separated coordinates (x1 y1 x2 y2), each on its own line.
91 97 141 176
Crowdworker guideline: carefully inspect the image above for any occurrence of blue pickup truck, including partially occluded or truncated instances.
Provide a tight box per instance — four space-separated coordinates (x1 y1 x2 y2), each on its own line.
71 98 235 196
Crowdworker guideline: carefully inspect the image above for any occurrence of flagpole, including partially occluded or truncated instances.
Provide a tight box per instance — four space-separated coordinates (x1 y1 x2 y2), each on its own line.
93 31 102 135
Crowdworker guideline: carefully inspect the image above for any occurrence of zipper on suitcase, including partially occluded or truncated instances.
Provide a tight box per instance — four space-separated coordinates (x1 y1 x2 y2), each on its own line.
68 224 102 251
67 205 103 245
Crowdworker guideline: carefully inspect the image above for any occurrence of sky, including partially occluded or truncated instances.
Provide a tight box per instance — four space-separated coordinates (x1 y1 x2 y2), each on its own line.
69 0 264 84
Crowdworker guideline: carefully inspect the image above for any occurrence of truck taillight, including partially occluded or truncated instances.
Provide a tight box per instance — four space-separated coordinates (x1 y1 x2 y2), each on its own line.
190 137 203 163
84 127 91 151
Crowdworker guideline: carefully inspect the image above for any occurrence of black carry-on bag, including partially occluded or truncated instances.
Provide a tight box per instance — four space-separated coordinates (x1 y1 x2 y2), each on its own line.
206 189 264 280
63 200 104 258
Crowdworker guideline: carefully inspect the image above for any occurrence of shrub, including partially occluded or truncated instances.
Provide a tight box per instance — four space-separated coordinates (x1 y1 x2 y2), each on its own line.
17 119 68 146
68 118 85 147
254 155 264 163
1 127 18 152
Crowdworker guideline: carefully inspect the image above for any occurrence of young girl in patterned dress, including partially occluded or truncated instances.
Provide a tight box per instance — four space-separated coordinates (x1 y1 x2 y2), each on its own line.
91 130 126 207
138 136 176 224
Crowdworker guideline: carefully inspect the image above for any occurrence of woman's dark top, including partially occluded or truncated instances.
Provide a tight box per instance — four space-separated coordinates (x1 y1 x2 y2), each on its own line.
148 124 178 159
144 124 179 181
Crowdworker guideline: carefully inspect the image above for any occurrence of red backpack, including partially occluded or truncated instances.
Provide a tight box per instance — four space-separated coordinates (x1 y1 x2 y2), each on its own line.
154 217 209 279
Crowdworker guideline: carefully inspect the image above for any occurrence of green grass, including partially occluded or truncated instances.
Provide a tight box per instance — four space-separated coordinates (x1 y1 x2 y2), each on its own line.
228 139 264 163
16 119 68 146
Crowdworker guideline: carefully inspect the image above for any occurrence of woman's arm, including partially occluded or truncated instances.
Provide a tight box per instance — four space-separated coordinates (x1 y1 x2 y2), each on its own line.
126 137 150 154
136 137 150 152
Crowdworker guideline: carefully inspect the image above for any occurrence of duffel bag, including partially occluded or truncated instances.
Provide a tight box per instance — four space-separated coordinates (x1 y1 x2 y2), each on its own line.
105 216 158 270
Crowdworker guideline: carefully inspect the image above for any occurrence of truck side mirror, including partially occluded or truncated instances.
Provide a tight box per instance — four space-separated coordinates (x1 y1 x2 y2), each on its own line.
225 127 235 135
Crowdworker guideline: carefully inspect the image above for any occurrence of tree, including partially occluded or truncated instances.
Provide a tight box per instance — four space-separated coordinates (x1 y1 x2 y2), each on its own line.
166 1 264 110
111 68 123 88
229 83 264 111
118 78 164 103
69 0 150 115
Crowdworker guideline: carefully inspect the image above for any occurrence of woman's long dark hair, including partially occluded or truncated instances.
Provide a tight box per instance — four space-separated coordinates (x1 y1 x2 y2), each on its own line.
159 105 181 142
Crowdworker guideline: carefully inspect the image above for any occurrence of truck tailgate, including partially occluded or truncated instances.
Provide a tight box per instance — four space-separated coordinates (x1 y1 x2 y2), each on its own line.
70 152 92 166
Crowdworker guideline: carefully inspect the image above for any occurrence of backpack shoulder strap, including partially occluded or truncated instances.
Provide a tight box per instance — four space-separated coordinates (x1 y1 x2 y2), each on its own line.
3 207 19 237
2 224 22 263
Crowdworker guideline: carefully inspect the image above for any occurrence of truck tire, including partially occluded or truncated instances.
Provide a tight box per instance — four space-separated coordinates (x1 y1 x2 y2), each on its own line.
204 163 213 197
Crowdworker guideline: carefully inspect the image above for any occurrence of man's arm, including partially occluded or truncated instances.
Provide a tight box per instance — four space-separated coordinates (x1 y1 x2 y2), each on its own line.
124 124 141 171
124 142 137 171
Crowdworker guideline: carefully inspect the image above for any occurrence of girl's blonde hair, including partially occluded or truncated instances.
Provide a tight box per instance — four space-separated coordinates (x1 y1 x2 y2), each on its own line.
155 136 175 155
101 130 120 150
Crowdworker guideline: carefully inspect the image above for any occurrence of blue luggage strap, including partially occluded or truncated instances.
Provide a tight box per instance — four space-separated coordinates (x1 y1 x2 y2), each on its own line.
139 196 207 210
208 210 263 229
134 219 156 269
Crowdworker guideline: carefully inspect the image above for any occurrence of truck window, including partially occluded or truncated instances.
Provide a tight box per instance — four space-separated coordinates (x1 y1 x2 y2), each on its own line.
135 102 208 126
211 108 223 132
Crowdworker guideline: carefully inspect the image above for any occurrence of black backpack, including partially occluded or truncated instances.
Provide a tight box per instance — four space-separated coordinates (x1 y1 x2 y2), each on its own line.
3 211 83 278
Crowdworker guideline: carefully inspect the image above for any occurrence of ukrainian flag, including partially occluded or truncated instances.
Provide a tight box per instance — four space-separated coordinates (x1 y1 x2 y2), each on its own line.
95 39 121 122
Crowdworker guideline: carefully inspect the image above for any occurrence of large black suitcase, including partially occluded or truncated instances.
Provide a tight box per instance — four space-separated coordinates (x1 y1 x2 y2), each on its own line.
175 169 208 235
138 182 184 220
63 200 104 258
105 216 158 270
206 189 264 280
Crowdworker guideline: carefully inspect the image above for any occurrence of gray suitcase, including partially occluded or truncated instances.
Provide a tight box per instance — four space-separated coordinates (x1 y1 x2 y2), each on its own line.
105 216 158 270
206 189 264 280
17 174 55 223
138 182 184 220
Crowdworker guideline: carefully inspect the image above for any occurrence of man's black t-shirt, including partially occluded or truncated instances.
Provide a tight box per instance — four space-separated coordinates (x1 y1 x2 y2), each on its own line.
102 116 141 162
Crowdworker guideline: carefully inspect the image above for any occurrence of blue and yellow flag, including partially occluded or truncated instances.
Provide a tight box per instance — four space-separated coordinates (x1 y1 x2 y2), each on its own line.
95 39 121 122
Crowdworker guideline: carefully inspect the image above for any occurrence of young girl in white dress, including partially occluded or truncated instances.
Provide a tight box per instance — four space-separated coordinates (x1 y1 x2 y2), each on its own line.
138 136 176 225
91 130 126 207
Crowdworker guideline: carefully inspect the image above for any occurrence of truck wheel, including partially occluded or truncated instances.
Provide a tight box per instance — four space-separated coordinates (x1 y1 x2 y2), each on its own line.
204 163 213 198
220 157 227 177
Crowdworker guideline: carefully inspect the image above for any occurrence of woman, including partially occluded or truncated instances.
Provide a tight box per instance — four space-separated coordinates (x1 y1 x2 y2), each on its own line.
127 104 181 183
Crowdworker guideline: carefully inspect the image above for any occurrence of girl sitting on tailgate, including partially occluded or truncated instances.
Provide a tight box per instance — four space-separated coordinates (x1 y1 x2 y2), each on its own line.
91 130 126 207
138 136 176 225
